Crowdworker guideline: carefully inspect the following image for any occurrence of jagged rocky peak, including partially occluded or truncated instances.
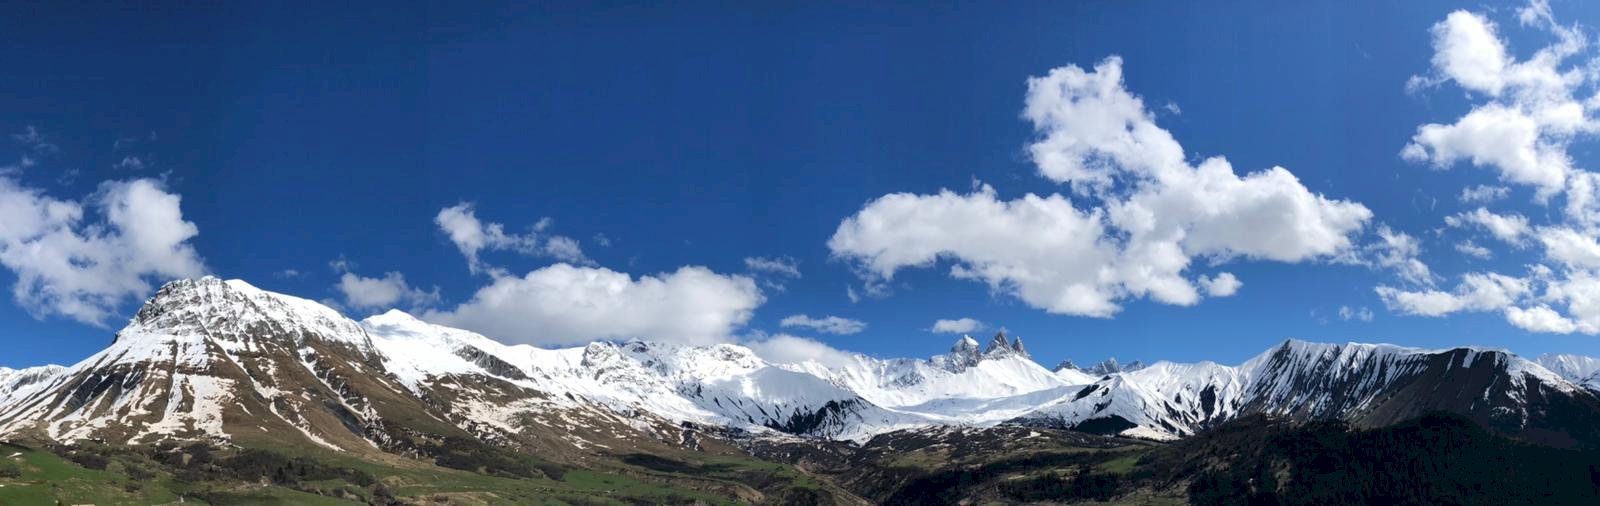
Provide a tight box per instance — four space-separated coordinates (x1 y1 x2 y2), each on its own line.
947 335 983 369
581 341 626 368
951 335 980 354
1256 339 1558 386
0 365 65 397
1254 339 1438 372
1068 357 1144 376
1089 357 1120 375
948 332 1030 370
121 276 375 352
984 332 1010 354
981 331 1028 357
1054 359 1078 372
130 276 234 325
1536 353 1600 384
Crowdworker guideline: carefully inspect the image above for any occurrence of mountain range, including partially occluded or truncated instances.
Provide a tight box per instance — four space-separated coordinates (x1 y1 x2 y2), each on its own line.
4 277 1600 504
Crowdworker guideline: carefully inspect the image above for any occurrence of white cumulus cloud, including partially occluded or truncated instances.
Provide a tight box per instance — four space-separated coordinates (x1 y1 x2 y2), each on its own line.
0 176 206 326
831 185 1121 316
1505 304 1581 334
1445 207 1530 244
1536 226 1600 269
744 334 858 369
1456 240 1493 259
423 263 763 346
1538 271 1600 334
831 57 1371 317
1379 2 1600 336
929 318 986 334
1375 272 1529 317
1403 7 1595 198
1458 184 1510 204
335 271 439 311
1198 272 1242 297
1366 226 1435 286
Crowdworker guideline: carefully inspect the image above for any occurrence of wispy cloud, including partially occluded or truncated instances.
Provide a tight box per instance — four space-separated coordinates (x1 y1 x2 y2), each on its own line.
779 314 866 335
435 203 590 274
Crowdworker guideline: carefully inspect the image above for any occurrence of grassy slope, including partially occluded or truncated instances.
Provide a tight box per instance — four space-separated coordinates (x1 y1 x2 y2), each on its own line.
815 413 1600 505
0 438 843 505
14 413 1597 505
0 442 187 505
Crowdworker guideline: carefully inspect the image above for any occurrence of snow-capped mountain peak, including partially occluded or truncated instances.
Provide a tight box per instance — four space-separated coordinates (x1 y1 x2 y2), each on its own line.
124 276 376 355
1054 356 1147 376
984 332 1028 360
0 365 66 406
1102 356 1122 369
1537 353 1600 390
947 335 983 370
1090 357 1121 375
952 335 980 352
941 332 1033 373
983 332 1009 354
980 331 1027 358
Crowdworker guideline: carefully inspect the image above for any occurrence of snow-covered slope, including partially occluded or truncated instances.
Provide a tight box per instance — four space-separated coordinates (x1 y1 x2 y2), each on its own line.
0 365 65 408
1017 360 1248 440
1011 340 1600 443
1053 366 1100 386
780 332 1081 415
1538 353 1600 391
1243 341 1576 417
363 310 924 442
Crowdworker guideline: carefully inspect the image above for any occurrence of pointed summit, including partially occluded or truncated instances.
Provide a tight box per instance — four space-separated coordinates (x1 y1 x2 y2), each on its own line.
1010 336 1029 358
945 335 984 370
1055 359 1078 372
123 277 375 353
951 335 980 354
984 331 1010 354
977 331 1031 359
1086 357 1122 375
1080 357 1144 374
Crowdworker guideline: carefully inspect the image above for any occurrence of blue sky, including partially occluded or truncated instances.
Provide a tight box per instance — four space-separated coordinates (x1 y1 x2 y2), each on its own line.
6 0 1600 369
